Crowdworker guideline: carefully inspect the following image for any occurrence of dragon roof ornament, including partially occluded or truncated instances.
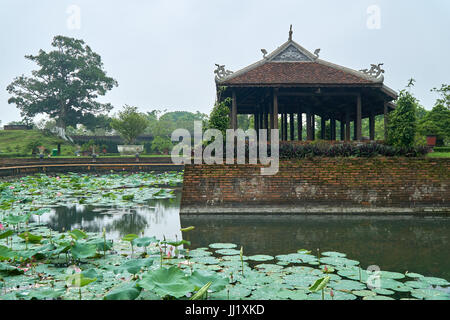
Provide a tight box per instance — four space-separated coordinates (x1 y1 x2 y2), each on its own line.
359 63 385 81
214 64 233 81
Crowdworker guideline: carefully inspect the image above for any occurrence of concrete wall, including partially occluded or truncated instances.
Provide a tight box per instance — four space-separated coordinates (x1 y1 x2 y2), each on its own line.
180 158 450 214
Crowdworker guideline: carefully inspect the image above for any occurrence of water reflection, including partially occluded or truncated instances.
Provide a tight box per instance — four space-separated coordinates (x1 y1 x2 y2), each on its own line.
36 193 182 241
32 191 450 280
181 214 450 280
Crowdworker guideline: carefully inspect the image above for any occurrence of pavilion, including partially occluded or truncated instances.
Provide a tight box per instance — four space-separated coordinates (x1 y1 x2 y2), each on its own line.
214 26 398 141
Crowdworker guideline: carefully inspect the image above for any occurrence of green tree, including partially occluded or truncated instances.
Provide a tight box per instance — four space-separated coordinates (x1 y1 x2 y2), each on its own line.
418 104 450 146
431 84 450 110
110 106 149 144
208 97 231 137
387 90 417 148
151 136 173 154
6 35 118 129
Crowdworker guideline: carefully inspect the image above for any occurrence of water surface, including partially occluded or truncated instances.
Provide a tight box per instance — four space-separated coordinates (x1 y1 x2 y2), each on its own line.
36 191 450 280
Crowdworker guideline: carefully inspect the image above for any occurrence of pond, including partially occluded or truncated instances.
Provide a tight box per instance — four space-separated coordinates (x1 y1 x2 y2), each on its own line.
35 191 450 281
1 172 449 300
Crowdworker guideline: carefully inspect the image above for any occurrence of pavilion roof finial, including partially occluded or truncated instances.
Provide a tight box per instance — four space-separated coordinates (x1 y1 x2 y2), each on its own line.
288 24 293 41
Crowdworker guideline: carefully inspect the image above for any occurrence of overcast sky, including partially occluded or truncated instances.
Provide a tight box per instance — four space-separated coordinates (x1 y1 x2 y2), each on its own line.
1 0 449 125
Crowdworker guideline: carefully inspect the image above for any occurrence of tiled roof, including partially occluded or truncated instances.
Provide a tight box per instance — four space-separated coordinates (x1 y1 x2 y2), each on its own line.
216 39 384 87
220 61 375 85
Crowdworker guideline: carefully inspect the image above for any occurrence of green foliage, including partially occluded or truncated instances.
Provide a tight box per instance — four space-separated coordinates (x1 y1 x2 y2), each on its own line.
387 90 418 148
433 147 450 153
431 84 450 110
418 104 450 146
104 282 142 300
25 140 42 155
151 136 173 154
6 35 117 128
208 97 231 137
110 105 150 144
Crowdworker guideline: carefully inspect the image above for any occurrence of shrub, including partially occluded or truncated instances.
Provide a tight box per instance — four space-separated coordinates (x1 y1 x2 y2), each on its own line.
433 147 450 153
387 90 417 148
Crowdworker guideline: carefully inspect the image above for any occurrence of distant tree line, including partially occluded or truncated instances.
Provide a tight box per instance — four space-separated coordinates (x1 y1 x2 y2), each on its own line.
3 35 449 157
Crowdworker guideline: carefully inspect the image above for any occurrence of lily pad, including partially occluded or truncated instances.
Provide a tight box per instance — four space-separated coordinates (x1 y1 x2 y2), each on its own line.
352 290 377 297
421 276 449 286
373 288 395 295
209 243 237 249
254 264 284 273
410 288 449 300
404 280 431 289
215 248 241 256
321 251 346 258
363 295 395 300
247 255 274 262
405 272 424 279
330 279 366 291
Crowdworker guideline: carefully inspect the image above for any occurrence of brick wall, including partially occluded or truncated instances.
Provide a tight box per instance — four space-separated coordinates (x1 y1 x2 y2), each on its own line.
180 158 450 213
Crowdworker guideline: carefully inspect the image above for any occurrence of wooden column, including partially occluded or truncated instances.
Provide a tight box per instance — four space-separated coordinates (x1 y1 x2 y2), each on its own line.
297 109 302 141
273 89 278 130
306 110 312 141
254 112 258 131
353 120 357 141
345 111 351 141
312 114 316 140
320 116 326 140
384 102 389 141
356 94 362 141
264 106 269 139
231 90 237 130
369 111 375 141
290 113 295 141
330 118 336 141
284 113 288 141
340 119 345 141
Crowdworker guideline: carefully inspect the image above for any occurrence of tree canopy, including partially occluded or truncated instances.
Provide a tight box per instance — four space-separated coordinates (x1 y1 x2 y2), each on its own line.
110 106 149 144
6 35 118 129
387 89 418 148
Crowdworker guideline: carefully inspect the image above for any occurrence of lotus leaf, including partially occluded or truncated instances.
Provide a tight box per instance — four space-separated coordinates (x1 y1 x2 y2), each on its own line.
139 266 195 299
189 270 229 292
70 242 98 260
209 243 237 249
410 288 449 300
215 248 241 256
104 282 142 300
247 255 274 262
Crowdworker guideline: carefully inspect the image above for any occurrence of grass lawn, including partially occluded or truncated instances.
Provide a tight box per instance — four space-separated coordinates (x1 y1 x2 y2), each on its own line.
0 129 172 159
427 152 450 158
0 129 74 156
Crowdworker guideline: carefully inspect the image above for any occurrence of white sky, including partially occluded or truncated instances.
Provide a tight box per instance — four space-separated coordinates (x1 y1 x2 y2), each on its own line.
1 0 449 125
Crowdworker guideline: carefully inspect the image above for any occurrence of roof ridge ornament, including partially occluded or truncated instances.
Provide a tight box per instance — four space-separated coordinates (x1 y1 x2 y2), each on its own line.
261 48 268 59
214 64 233 81
313 48 320 61
288 25 293 41
360 63 385 79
